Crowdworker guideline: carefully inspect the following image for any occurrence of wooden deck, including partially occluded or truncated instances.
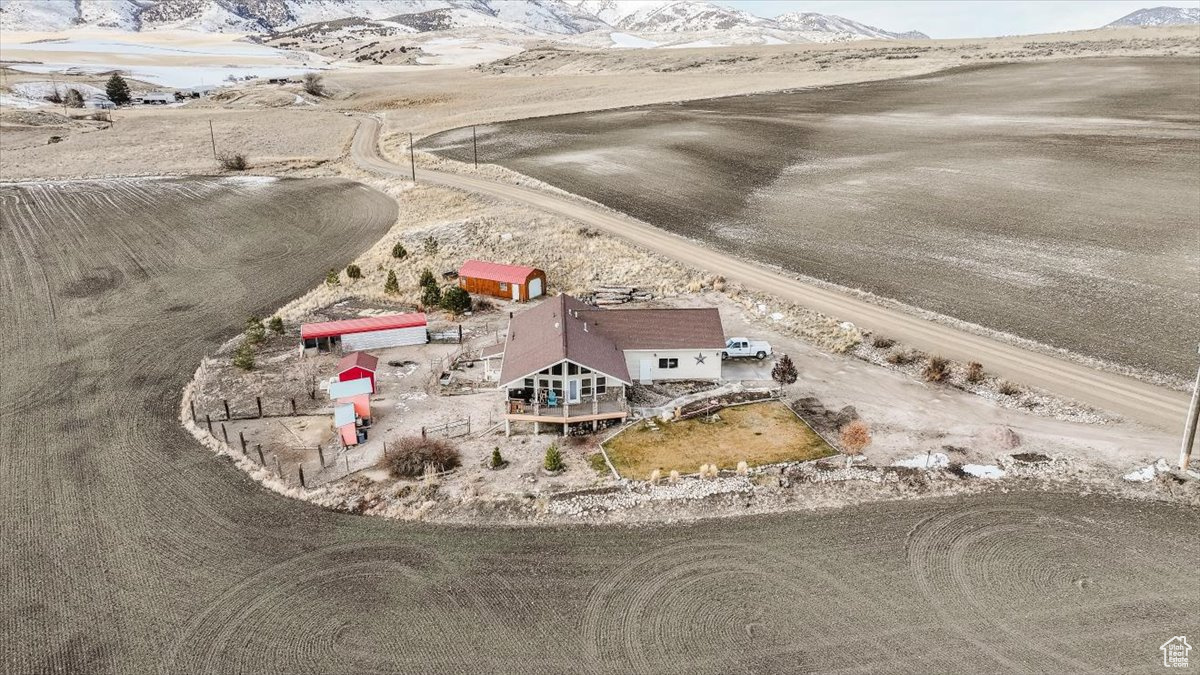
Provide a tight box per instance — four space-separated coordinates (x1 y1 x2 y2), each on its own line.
504 398 628 433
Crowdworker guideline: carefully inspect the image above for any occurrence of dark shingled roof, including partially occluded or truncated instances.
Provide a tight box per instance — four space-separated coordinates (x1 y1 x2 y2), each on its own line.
496 295 728 386
498 295 632 386
577 308 725 350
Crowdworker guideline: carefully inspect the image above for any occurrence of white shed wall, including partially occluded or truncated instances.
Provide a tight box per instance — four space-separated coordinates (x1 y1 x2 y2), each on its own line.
623 349 722 384
342 326 428 351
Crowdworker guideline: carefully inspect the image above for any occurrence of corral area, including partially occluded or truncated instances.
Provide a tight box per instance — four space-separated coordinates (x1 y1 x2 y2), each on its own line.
423 57 1200 380
604 401 835 479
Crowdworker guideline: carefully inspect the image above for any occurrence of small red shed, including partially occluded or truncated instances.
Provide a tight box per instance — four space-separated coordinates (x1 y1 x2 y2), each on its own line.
337 351 379 393
458 259 546 303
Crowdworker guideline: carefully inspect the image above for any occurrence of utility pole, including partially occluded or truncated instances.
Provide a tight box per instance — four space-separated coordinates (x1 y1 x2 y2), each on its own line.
472 125 478 169
208 120 217 159
1179 343 1200 471
409 132 416 182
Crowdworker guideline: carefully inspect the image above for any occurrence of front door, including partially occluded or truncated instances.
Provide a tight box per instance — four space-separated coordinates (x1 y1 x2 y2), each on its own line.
512 283 520 301
568 379 580 404
639 358 652 384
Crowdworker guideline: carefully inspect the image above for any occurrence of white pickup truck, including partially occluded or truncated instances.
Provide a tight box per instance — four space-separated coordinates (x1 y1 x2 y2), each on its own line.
722 337 772 360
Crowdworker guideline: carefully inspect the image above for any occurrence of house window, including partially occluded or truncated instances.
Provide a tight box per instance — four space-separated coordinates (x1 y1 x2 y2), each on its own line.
568 363 579 375
582 382 593 397
658 358 679 369
551 363 563 375
523 378 534 388
499 282 508 291
595 377 607 394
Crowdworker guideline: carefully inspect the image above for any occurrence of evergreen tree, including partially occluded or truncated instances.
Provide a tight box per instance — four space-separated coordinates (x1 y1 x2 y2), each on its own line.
544 444 564 472
771 354 798 390
418 268 437 289
232 341 255 371
325 268 340 286
245 316 266 345
490 447 504 469
105 73 131 105
391 242 407 260
268 316 284 335
345 263 362 280
420 283 441 308
384 270 400 295
440 286 471 315
423 235 439 256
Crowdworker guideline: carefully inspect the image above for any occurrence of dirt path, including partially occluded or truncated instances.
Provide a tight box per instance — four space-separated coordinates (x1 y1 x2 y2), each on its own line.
351 117 1189 432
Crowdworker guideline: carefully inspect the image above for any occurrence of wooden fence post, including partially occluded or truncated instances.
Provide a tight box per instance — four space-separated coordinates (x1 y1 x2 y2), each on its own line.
298 464 306 488
256 444 265 465
344 454 350 474
256 396 262 419
205 414 212 434
274 455 281 478
317 445 325 466
223 399 230 420
221 423 228 444
239 431 246 453
290 398 296 416
189 400 196 422
421 426 426 439
382 441 388 459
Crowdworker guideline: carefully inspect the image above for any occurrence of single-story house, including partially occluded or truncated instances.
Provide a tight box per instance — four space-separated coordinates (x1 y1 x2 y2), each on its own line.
135 91 175 105
301 313 427 353
337 351 379 393
329 377 372 420
495 293 725 435
333 403 363 446
458 259 546 303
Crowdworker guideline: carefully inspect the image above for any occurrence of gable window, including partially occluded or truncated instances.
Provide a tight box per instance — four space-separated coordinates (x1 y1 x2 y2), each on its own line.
499 282 508 291
524 378 534 388
658 358 679 369
595 377 607 394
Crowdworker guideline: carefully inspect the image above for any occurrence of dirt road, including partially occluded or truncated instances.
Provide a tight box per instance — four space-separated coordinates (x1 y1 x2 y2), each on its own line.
2 176 1196 673
351 117 1189 432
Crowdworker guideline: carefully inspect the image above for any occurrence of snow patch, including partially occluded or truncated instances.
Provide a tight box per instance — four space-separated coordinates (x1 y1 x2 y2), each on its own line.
893 452 949 469
1123 458 1170 482
962 464 1006 479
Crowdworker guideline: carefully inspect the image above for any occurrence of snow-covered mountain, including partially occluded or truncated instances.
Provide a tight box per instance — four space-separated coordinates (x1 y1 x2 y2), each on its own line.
1103 6 1200 28
774 12 928 41
0 0 927 41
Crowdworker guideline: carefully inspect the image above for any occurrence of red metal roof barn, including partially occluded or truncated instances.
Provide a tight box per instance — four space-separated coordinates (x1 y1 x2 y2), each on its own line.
337 351 379 392
458 259 546 302
301 313 427 352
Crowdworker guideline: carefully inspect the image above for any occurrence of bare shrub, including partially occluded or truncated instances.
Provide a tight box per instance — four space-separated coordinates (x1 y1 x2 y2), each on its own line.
886 349 919 366
998 380 1021 396
381 436 460 478
872 335 896 349
965 361 985 383
301 72 326 97
64 88 84 108
217 152 248 171
922 355 950 382
839 420 871 465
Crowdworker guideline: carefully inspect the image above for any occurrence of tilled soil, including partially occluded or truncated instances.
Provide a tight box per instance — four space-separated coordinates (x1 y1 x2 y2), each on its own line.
2 176 1197 673
423 57 1200 379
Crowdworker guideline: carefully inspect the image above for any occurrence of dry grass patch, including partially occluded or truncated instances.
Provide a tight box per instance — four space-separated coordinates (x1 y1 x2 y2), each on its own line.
603 402 834 479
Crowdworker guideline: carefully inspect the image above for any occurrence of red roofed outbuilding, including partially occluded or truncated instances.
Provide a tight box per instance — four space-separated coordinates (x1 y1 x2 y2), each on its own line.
458 259 546 303
301 313 427 352
337 351 379 393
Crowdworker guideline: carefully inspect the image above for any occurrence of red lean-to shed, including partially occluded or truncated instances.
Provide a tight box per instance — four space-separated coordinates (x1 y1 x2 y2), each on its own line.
301 313 427 352
458 259 546 303
337 351 379 393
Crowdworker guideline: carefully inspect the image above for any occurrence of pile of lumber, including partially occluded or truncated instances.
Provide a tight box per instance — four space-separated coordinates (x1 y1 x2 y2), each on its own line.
590 286 653 306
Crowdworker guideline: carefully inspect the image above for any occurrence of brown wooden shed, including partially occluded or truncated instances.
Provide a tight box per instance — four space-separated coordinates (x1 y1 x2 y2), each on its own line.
458 259 546 302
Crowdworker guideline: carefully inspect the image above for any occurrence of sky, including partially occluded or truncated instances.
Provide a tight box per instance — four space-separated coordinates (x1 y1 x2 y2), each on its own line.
722 1 1200 38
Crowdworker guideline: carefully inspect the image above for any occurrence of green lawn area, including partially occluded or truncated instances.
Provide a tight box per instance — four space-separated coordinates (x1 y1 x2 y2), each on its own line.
602 401 835 480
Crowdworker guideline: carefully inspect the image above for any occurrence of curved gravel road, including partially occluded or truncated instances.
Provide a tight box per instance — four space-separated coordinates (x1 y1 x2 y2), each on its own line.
2 176 1195 674
351 117 1189 432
